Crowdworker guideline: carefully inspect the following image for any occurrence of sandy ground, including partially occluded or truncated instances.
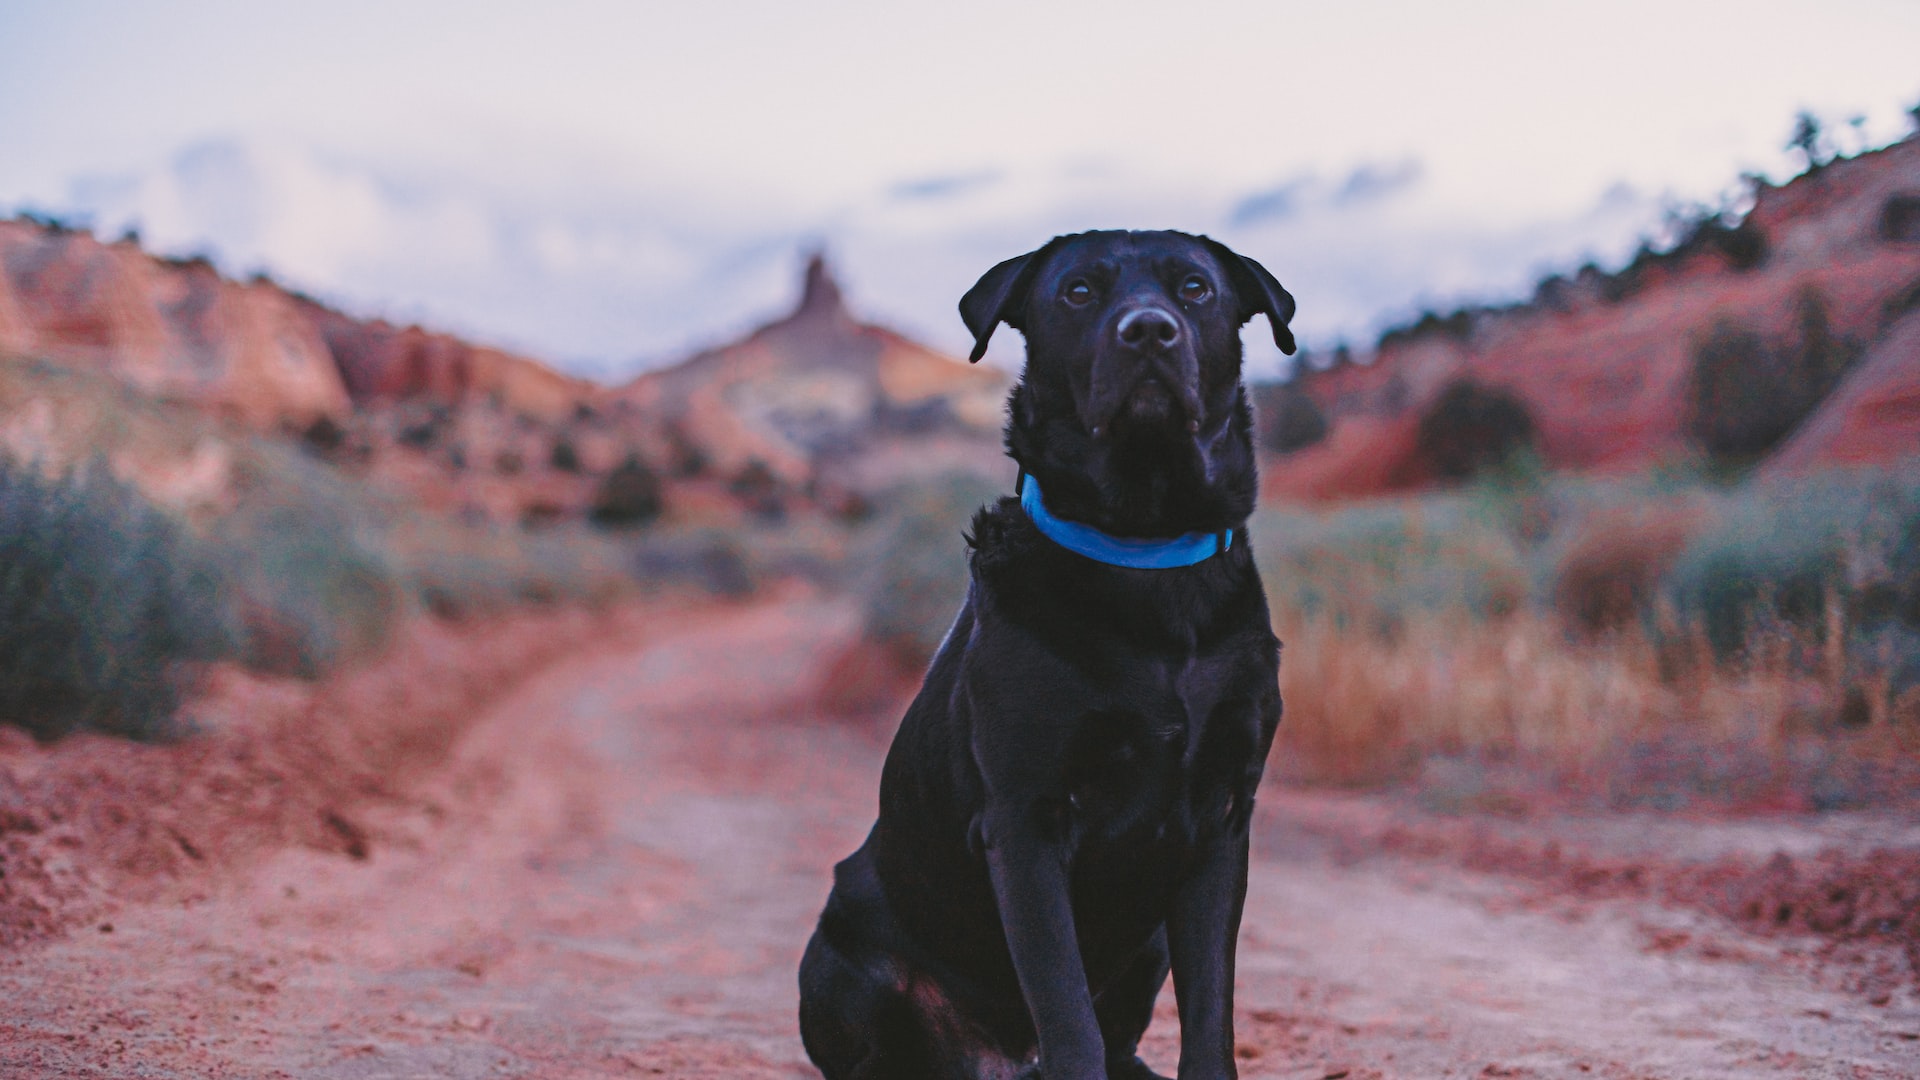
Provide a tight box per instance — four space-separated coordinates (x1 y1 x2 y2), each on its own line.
2 596 1918 1079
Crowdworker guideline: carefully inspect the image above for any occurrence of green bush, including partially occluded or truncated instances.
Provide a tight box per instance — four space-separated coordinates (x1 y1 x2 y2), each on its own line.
631 527 758 598
0 457 235 740
1251 381 1330 454
1252 493 1532 637
1663 470 1920 669
591 453 665 529
1687 288 1860 465
1415 379 1537 482
858 472 1003 664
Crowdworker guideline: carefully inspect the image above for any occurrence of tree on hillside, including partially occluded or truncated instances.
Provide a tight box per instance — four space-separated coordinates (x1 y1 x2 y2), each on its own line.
590 453 664 528
1687 288 1861 464
1786 111 1832 172
1414 379 1536 481
1252 382 1330 454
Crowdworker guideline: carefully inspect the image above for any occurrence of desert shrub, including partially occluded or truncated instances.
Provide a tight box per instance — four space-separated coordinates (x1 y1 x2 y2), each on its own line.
300 415 347 457
1251 382 1329 454
1552 505 1703 636
1590 207 1766 305
1253 495 1531 638
1687 288 1860 465
1662 471 1920 667
1881 193 1920 242
631 528 757 598
0 457 235 740
1599 248 1674 304
396 417 442 449
1709 218 1769 270
1262 465 1920 797
665 424 709 478
549 436 581 473
729 459 786 523
1883 275 1920 323
212 490 399 676
1667 207 1769 271
405 524 629 618
858 472 1003 666
1414 379 1536 482
590 453 664 529
1377 308 1474 351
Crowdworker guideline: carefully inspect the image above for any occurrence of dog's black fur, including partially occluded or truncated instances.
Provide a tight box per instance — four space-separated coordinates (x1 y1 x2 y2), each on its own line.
799 231 1293 1080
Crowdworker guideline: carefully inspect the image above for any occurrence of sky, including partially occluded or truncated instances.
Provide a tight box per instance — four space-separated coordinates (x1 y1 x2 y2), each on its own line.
2 0 1917 379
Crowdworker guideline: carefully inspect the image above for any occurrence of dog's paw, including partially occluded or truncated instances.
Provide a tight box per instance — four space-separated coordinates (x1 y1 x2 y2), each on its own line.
1105 1056 1172 1080
1010 1058 1167 1080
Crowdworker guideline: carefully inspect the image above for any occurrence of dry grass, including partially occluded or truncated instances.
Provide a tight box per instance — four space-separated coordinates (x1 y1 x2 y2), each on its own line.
1258 465 1920 809
1274 608 1919 809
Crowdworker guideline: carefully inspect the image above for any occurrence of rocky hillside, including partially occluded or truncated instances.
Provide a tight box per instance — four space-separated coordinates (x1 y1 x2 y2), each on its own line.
1261 131 1920 499
0 220 351 428
0 218 1007 528
0 217 601 430
615 255 1010 513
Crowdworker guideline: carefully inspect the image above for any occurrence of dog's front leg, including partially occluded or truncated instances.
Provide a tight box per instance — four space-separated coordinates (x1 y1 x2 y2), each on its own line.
1167 831 1251 1080
982 805 1107 1080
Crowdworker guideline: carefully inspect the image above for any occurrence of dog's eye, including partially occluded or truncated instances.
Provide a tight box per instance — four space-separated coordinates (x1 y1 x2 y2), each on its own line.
1179 275 1211 302
1063 280 1094 306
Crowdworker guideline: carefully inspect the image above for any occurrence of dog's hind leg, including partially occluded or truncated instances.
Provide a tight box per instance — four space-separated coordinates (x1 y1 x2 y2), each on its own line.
1094 928 1173 1080
798 920 938 1080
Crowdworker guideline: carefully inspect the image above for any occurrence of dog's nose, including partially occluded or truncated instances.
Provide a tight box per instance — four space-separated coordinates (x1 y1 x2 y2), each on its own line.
1116 306 1180 349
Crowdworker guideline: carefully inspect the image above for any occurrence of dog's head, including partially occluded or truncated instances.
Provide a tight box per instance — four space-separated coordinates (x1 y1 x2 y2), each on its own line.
960 230 1294 535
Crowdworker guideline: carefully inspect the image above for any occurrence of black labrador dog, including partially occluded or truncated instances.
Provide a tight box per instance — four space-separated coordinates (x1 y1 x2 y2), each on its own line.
799 230 1293 1080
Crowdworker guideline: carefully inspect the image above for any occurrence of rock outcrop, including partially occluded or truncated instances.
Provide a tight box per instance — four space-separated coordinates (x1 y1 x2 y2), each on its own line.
0 221 351 428
295 299 594 424
0 217 1006 530
616 255 1010 501
1264 133 1920 499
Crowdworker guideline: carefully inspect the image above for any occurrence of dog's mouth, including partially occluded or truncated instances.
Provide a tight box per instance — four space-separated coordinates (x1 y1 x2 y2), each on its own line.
1094 368 1204 440
1124 376 1177 422
1084 343 1206 441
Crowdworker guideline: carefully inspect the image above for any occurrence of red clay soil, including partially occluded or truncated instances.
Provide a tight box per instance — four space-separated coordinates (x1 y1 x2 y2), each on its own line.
1267 791 1920 1007
4 597 1920 1077
0 599 666 949
1765 308 1920 475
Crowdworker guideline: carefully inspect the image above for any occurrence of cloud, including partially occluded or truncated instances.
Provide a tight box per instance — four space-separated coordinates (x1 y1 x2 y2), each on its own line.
1229 177 1313 227
888 170 1002 202
1228 159 1428 228
58 138 808 376
1333 159 1422 205
34 137 1664 383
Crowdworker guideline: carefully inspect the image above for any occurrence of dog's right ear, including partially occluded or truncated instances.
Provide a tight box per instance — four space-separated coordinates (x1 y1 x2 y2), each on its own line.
959 242 1053 363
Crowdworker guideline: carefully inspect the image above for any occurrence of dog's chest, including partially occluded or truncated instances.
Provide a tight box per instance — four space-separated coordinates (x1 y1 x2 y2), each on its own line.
1056 651 1262 850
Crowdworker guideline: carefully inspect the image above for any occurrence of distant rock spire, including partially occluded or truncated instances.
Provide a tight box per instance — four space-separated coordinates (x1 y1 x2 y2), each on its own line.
796 250 846 320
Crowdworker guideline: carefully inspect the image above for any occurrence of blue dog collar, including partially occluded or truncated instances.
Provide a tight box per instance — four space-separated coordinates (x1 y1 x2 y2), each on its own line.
1017 472 1231 569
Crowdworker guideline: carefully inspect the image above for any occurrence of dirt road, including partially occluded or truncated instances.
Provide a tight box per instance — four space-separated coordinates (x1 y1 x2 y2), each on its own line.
2 597 1917 1078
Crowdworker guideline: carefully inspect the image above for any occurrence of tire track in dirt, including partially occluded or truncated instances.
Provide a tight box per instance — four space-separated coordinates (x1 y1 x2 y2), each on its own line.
2 595 1916 1078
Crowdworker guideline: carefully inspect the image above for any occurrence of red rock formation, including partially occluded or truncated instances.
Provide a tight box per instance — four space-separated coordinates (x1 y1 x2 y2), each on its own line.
0 218 1017 530
295 299 594 423
616 255 1009 497
1266 134 1920 500
0 217 609 434
0 221 352 427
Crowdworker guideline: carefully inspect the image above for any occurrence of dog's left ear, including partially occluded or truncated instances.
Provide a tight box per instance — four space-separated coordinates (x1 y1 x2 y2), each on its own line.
959 239 1059 363
1202 238 1297 356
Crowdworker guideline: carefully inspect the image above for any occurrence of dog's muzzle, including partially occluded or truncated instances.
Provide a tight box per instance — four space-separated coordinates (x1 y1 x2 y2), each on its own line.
1086 305 1203 436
